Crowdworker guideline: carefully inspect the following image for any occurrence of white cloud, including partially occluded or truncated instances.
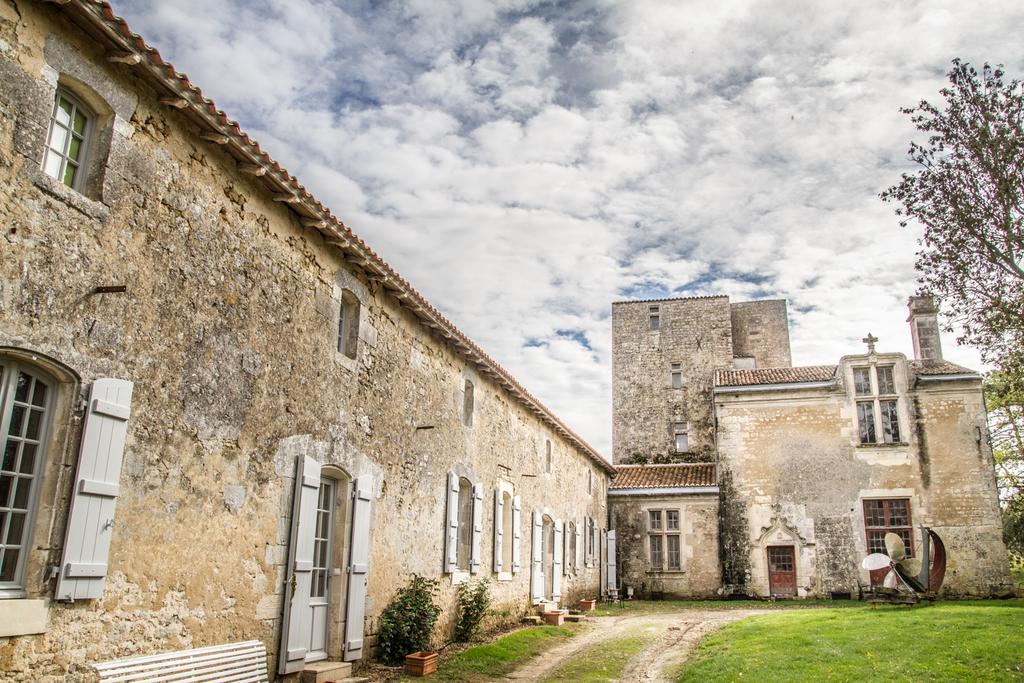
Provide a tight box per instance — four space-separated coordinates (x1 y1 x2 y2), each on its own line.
114 0 1024 455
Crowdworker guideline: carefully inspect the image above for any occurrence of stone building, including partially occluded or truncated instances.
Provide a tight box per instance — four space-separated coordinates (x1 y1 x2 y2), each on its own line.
610 294 1013 599
0 2 614 681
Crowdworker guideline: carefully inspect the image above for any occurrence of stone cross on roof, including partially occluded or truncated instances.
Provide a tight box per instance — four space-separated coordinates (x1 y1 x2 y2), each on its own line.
862 333 879 354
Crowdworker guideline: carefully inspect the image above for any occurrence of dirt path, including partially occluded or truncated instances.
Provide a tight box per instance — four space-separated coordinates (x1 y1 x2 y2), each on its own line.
504 609 769 682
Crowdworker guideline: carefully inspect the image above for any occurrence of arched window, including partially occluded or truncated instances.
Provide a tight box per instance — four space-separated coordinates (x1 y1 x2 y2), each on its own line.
0 362 53 591
456 477 472 570
42 88 93 192
337 290 360 359
462 380 474 427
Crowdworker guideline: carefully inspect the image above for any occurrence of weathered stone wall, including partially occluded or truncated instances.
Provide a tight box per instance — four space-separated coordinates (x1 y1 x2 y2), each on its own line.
714 353 1011 598
0 3 609 680
729 300 792 369
609 494 720 598
611 296 732 464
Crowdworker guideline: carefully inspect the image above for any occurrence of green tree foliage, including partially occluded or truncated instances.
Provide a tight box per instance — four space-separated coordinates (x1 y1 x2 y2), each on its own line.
453 578 491 642
882 60 1024 388
377 574 441 663
986 374 1024 556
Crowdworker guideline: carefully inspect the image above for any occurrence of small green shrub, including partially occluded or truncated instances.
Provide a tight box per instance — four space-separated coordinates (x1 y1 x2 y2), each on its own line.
453 578 491 642
377 574 441 664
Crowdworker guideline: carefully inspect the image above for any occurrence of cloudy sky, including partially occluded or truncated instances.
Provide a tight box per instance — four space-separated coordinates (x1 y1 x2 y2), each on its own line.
116 0 1024 455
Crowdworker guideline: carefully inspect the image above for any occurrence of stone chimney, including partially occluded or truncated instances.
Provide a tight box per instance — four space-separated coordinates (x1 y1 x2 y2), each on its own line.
907 295 943 361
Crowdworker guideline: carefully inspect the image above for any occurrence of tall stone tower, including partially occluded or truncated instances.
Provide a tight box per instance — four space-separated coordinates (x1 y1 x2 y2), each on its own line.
611 296 792 464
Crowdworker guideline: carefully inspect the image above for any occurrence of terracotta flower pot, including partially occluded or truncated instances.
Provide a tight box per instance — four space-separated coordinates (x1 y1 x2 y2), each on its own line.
543 610 565 626
579 599 596 611
405 651 438 677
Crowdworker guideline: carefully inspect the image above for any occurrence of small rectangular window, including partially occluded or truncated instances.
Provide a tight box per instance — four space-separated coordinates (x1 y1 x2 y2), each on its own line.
649 306 660 331
462 380 474 427
670 363 683 389
666 510 679 530
545 440 552 473
673 422 688 453
880 400 900 443
666 535 681 570
649 510 662 530
877 366 896 394
649 535 663 569
857 402 875 444
43 89 91 191
853 367 872 396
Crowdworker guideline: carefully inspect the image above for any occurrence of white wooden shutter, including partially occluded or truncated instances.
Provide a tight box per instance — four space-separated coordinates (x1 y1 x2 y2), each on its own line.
530 510 543 604
444 472 459 573
552 519 563 602
493 490 503 573
278 456 321 675
344 474 373 662
470 482 483 573
55 378 133 601
575 522 582 575
511 495 522 574
606 529 618 596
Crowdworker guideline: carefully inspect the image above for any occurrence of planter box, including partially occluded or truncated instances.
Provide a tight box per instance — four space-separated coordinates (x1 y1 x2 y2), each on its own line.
579 599 597 611
543 611 565 626
405 651 438 677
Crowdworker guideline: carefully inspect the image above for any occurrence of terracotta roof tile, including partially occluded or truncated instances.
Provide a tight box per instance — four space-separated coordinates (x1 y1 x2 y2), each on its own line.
910 359 979 376
610 463 717 489
714 365 838 388
54 1 615 473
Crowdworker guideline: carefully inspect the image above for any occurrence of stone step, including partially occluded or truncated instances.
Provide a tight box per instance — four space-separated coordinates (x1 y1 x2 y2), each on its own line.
301 660 353 683
564 614 585 623
521 615 543 625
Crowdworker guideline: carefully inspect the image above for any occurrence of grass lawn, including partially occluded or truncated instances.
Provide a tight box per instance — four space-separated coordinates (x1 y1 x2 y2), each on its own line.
676 600 1024 682
402 625 579 682
544 625 658 682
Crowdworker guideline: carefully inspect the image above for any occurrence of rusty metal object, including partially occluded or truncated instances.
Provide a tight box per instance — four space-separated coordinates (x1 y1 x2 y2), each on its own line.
927 528 947 592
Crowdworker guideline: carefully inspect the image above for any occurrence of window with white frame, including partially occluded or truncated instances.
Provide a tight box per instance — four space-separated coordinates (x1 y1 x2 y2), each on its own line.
647 508 681 571
42 88 92 191
670 363 683 389
567 520 577 573
337 290 360 359
501 491 513 571
456 477 472 570
672 422 689 453
854 365 901 445
0 362 52 593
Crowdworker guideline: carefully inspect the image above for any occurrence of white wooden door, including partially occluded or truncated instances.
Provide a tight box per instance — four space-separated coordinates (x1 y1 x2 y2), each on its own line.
530 510 543 604
307 478 335 662
279 456 321 675
606 530 618 596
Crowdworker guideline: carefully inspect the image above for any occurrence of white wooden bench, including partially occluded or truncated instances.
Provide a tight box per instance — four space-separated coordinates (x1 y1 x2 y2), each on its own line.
94 640 269 683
